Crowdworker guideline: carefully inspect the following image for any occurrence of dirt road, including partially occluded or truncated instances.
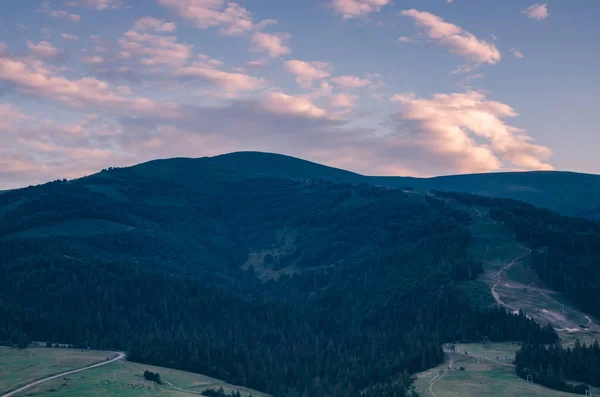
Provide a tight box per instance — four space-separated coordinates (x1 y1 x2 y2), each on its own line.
1 352 125 397
490 247 531 313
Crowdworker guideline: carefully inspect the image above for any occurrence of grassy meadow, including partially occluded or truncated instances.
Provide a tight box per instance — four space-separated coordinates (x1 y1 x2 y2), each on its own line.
0 346 268 397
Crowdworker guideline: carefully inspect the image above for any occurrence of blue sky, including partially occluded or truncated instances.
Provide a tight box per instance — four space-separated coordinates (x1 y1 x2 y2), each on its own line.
0 0 598 188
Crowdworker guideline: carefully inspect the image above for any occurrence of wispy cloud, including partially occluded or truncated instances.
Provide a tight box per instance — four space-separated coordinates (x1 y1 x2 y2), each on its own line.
511 49 525 59
38 1 81 21
27 40 65 59
330 0 391 19
331 75 372 88
402 9 501 66
522 3 549 20
397 36 417 43
158 0 291 58
65 0 123 10
61 33 80 41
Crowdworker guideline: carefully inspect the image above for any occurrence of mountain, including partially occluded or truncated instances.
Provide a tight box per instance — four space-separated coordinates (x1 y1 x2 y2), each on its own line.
204 151 600 218
0 158 559 397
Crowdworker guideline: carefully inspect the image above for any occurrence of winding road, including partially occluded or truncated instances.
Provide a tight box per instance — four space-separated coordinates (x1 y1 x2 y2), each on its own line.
428 370 443 397
1 351 125 397
490 245 532 314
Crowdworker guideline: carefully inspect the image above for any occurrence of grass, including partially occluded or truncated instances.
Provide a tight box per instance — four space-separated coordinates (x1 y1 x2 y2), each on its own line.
0 346 116 395
0 347 269 397
414 342 599 397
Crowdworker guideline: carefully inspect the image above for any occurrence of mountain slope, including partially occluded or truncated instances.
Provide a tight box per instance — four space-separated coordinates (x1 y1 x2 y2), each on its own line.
204 151 600 218
0 164 557 397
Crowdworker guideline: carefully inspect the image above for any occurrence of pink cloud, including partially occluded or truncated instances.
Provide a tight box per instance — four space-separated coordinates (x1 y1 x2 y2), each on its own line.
83 55 104 64
391 91 553 172
174 64 266 91
329 92 356 108
27 40 64 59
39 3 81 21
262 92 329 119
119 30 193 67
284 60 331 88
251 32 291 58
331 0 391 19
402 9 501 65
331 75 371 88
0 56 179 118
133 17 177 33
247 59 268 68
65 0 123 10
158 0 291 57
511 49 525 59
0 104 26 131
61 33 79 41
522 3 549 20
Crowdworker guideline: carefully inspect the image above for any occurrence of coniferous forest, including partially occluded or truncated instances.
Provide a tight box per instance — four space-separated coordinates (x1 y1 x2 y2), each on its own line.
0 163 564 397
515 341 600 393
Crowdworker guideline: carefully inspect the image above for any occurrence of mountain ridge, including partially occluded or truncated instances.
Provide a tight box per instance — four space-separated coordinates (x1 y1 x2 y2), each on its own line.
121 151 600 218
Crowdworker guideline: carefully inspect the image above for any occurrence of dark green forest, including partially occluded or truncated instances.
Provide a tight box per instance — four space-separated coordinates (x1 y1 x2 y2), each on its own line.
0 164 558 397
515 341 600 393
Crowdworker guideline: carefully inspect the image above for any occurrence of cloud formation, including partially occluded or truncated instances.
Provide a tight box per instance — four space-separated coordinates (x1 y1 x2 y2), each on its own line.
0 0 560 189
331 0 391 19
38 1 81 21
391 91 553 172
174 63 266 92
331 75 372 88
397 36 417 43
65 0 123 10
27 40 64 59
284 60 332 88
158 0 291 58
522 3 549 20
118 29 193 67
62 33 80 41
133 17 177 32
251 32 291 58
402 9 501 65
511 49 525 59
0 54 179 118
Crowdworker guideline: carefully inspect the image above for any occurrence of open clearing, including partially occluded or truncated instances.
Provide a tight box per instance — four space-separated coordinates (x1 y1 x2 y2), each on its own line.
414 201 600 396
414 343 600 397
0 347 268 397
0 346 116 395
464 204 600 346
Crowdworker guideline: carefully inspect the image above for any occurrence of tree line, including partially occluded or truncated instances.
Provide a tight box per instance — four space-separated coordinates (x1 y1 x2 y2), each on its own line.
515 341 600 394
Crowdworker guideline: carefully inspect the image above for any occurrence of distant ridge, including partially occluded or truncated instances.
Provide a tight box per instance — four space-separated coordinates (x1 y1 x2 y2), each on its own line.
14 150 600 219
195 151 600 218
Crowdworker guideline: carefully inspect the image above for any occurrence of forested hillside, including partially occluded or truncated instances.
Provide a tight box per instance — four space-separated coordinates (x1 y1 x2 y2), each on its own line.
515 341 600 393
206 152 600 218
435 191 600 320
0 163 557 397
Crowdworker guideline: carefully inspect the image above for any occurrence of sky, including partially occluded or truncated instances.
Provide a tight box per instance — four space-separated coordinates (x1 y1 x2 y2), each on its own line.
0 0 599 189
